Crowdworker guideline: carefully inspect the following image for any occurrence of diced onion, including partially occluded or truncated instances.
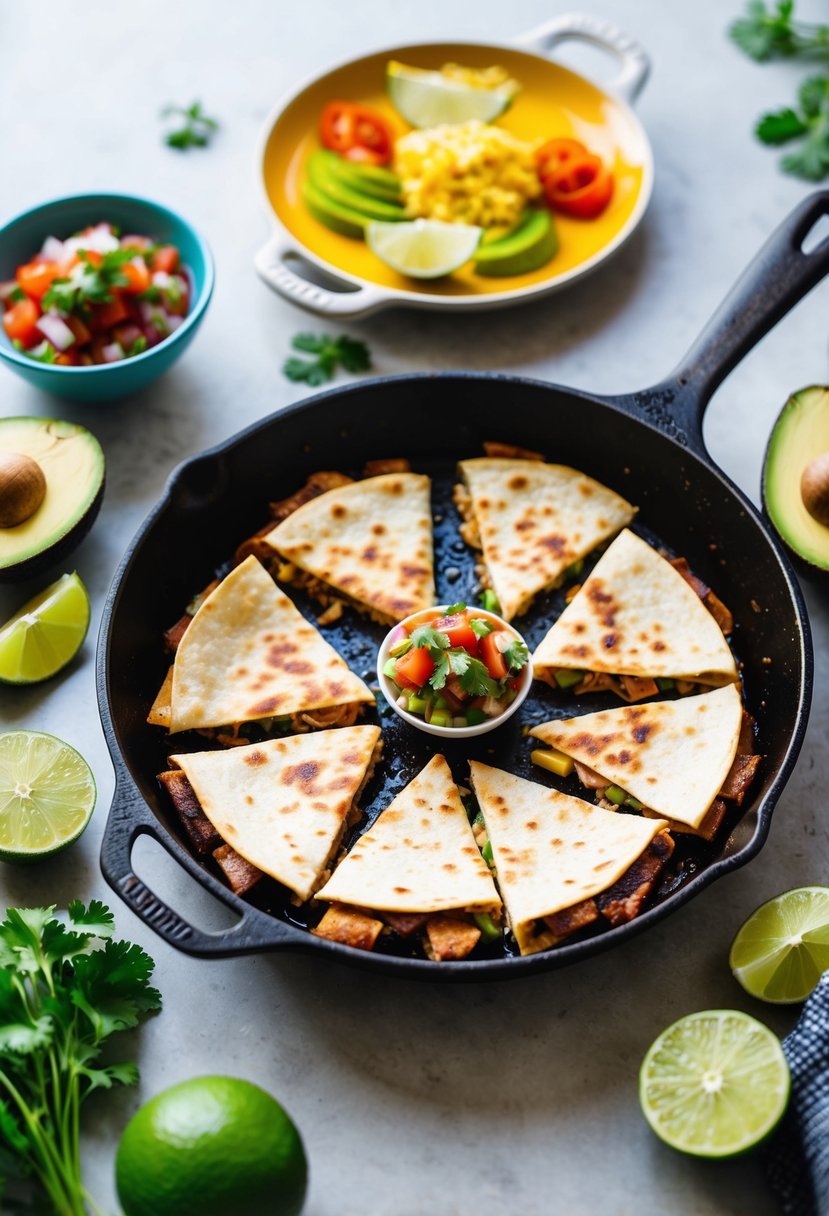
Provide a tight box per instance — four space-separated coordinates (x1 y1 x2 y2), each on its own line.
40 236 67 264
64 224 119 256
166 315 184 333
36 314 75 351
101 342 125 363
388 624 408 648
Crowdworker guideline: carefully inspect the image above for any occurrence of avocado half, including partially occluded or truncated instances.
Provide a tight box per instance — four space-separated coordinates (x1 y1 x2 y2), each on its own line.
0 418 105 582
303 150 405 238
762 385 829 578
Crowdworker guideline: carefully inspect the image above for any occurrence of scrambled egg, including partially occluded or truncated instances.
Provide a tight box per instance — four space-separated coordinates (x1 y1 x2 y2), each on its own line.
394 120 541 230
440 63 519 95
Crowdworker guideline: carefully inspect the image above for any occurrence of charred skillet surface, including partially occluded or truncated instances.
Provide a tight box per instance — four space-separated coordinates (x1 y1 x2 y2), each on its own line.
97 371 810 978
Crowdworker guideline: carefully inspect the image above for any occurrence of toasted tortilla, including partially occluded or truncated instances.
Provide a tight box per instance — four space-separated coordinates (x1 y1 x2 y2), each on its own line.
468 761 667 955
457 458 635 621
530 684 743 829
263 472 435 623
170 725 382 901
532 529 738 684
167 555 373 734
316 755 500 915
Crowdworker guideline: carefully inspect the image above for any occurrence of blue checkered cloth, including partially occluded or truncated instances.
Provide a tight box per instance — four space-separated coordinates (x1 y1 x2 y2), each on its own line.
766 972 829 1216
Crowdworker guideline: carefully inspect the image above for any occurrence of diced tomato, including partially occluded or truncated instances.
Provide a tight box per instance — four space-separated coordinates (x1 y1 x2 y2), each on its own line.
151 245 180 274
16 260 62 300
394 646 435 691
536 138 589 180
55 351 79 367
90 294 129 331
480 633 508 681
65 315 91 346
121 235 154 254
320 101 394 166
80 249 103 267
433 612 479 653
3 297 40 346
542 152 614 219
120 259 151 294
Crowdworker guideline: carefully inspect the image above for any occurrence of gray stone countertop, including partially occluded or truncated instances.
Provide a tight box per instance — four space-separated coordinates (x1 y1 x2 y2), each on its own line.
2 1 829 1212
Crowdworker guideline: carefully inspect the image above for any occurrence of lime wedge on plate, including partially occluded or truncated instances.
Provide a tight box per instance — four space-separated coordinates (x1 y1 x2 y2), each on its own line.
730 886 829 1004
387 61 514 127
366 219 482 278
0 572 90 684
639 1009 790 1158
0 730 96 862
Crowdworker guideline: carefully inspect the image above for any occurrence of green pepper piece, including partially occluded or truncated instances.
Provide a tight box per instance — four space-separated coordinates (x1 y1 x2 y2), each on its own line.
407 695 428 715
625 795 643 811
383 658 399 679
481 589 501 614
482 839 494 865
429 710 452 728
473 912 501 942
465 708 487 726
605 785 628 805
554 668 584 689
433 695 448 710
656 677 675 691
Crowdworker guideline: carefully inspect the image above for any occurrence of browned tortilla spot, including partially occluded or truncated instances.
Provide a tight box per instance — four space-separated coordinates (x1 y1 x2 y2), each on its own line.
281 760 321 792
283 659 313 675
331 504 347 518
387 481 404 495
394 886 410 893
250 696 281 715
362 546 378 562
243 750 267 767
442 863 457 872
633 724 653 743
602 633 618 650
542 535 566 553
508 474 529 490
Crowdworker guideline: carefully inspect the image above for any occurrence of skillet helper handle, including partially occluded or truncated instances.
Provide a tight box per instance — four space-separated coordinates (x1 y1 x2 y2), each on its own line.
657 190 829 444
514 12 650 104
100 775 295 957
254 233 386 319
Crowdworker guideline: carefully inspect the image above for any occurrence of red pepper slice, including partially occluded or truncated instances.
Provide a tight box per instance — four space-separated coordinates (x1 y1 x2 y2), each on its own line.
535 138 589 180
320 101 394 166
542 152 614 220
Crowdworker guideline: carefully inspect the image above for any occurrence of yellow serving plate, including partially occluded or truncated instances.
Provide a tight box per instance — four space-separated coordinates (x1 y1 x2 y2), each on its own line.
256 14 654 317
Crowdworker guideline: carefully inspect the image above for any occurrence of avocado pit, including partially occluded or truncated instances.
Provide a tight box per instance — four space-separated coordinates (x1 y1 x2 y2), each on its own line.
800 452 829 528
0 451 46 528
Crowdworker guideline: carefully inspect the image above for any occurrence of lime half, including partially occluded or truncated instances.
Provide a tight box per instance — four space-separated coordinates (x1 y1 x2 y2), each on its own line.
367 219 482 278
730 886 829 1004
0 730 96 862
0 572 90 684
639 1010 790 1158
387 61 514 127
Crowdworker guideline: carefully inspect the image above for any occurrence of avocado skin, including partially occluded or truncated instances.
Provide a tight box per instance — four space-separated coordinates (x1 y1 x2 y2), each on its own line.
306 152 405 224
0 479 105 583
474 208 558 277
761 384 829 582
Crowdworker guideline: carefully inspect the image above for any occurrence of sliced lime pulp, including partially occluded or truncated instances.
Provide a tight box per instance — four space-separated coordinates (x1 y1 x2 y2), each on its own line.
387 62 514 127
366 219 482 279
0 571 90 684
730 886 829 1004
639 1009 790 1158
0 730 96 862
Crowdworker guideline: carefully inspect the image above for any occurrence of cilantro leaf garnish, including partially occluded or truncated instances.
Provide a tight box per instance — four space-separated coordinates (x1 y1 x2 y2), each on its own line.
729 1 829 61
755 75 829 178
409 623 451 651
451 651 503 697
0 902 160 1213
162 100 219 150
500 637 530 672
443 602 467 615
42 247 135 315
283 332 371 385
468 617 493 639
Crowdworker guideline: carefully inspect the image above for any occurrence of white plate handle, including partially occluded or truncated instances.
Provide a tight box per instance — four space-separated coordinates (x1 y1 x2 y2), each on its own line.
514 12 650 104
254 234 388 318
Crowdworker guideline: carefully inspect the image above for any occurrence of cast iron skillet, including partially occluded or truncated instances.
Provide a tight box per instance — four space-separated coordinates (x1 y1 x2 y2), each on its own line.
98 193 829 981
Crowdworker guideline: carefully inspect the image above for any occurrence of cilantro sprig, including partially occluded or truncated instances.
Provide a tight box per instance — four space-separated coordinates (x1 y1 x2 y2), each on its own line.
404 603 529 698
730 1 829 61
283 332 371 386
0 902 160 1215
162 100 219 150
42 248 135 316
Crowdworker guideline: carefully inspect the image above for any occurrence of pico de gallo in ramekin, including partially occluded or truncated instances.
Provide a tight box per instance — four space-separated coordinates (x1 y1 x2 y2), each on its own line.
0 222 190 366
378 602 532 734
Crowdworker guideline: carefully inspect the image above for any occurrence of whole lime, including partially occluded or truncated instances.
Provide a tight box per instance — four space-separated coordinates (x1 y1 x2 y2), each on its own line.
115 1075 308 1216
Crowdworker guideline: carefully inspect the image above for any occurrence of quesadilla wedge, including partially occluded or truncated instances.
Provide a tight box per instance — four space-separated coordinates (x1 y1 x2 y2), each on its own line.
262 472 435 625
530 684 760 839
532 529 738 699
314 754 501 960
164 725 382 902
454 457 636 621
468 762 672 956
148 555 374 741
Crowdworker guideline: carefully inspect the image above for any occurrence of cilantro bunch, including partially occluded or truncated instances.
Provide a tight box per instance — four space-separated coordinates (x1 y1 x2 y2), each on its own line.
409 605 529 699
283 332 371 386
0 902 160 1215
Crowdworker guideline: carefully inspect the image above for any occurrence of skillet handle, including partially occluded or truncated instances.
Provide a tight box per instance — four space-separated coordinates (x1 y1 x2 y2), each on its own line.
254 233 387 319
622 190 829 451
514 13 650 104
100 772 298 958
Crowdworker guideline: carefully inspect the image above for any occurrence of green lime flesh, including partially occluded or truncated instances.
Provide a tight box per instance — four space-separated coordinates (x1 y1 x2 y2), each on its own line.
639 1009 790 1158
0 572 90 684
0 729 96 862
474 209 558 276
730 886 829 1003
116 1076 308 1216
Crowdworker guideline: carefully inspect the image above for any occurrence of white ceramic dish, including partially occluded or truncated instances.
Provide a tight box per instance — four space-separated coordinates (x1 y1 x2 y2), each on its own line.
254 12 653 318
376 606 533 738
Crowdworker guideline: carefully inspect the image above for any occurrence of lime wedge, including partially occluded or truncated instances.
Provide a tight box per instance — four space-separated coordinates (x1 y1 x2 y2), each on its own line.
0 730 96 862
0 572 90 684
730 886 829 1004
387 61 514 127
639 1009 790 1158
366 219 482 278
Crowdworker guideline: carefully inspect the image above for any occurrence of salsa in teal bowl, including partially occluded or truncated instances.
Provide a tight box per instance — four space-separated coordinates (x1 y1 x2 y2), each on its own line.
0 193 214 402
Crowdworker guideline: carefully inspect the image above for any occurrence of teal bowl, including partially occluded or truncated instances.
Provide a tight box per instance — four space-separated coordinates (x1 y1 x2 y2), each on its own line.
0 193 214 402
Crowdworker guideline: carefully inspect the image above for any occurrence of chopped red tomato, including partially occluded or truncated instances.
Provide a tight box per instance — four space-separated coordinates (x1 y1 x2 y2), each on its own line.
151 245 180 274
542 151 614 219
91 295 130 330
3 297 40 345
320 101 394 166
536 138 589 180
480 632 508 681
120 259 152 294
433 611 479 653
16 260 62 300
394 646 435 690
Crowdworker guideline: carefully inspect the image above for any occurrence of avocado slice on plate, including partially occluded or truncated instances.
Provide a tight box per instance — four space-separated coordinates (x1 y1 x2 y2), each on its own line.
763 385 829 576
306 152 406 224
474 208 558 277
0 418 105 582
314 150 402 204
302 180 369 238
